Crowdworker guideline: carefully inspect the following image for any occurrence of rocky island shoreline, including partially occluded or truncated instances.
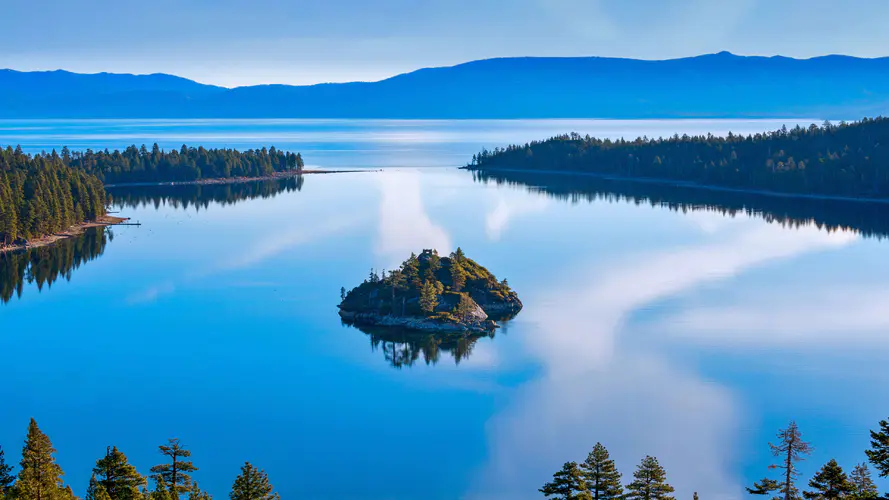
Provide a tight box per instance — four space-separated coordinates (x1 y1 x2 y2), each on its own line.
338 248 522 334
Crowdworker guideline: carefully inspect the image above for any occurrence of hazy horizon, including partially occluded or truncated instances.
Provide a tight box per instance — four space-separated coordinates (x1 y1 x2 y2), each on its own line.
3 0 889 87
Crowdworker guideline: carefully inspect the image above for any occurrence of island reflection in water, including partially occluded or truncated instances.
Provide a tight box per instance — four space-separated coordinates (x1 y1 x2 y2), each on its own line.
472 169 889 239
341 321 514 369
0 226 109 304
107 175 304 210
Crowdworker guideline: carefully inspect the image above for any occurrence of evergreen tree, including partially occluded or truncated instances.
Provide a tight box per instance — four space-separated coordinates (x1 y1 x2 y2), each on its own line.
866 418 889 477
540 461 589 499
850 464 878 500
94 446 146 500
419 281 439 315
149 478 172 500
149 439 198 498
748 478 782 498
0 446 14 495
186 482 211 500
768 421 813 500
14 418 68 500
229 462 280 500
625 456 675 500
579 443 623 500
804 460 854 500
449 261 467 292
86 473 113 500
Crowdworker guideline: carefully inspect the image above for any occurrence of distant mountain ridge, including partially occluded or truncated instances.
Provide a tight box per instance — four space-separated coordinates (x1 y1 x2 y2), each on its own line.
3 52 889 119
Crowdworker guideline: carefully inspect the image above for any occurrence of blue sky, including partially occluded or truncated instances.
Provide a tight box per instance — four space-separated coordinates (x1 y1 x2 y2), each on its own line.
3 0 888 87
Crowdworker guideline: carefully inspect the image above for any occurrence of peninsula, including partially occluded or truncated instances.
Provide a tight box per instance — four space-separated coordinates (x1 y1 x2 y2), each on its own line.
338 249 522 333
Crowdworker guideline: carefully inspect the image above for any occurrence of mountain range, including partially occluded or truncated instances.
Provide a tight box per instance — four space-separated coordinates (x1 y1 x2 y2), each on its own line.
2 52 889 119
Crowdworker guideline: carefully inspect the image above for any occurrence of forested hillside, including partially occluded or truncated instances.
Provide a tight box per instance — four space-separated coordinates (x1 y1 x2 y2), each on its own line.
0 147 106 245
467 117 889 199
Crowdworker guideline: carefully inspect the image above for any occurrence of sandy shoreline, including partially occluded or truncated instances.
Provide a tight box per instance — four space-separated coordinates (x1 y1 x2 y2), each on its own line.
104 169 376 188
0 215 128 254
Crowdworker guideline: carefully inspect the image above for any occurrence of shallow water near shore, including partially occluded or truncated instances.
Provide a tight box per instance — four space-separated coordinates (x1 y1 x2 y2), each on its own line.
2 119 888 500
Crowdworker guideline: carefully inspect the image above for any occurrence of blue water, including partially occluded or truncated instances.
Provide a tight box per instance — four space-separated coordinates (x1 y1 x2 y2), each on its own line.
2 119 886 500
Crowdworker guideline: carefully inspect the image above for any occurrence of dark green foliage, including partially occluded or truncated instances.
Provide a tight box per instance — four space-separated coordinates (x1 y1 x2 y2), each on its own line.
185 482 211 500
63 143 303 184
107 176 303 212
150 439 198 498
14 418 70 500
94 446 146 500
580 443 623 500
804 459 854 500
0 446 14 494
540 461 589 499
748 478 782 498
339 249 522 325
866 418 889 477
229 462 279 500
468 118 889 200
625 456 675 500
148 478 173 500
0 147 106 245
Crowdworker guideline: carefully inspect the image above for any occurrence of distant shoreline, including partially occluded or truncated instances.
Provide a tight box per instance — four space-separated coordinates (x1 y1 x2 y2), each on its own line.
103 169 376 188
465 167 889 206
0 215 128 254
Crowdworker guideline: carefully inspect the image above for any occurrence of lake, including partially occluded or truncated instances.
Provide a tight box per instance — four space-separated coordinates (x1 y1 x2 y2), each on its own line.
2 119 887 500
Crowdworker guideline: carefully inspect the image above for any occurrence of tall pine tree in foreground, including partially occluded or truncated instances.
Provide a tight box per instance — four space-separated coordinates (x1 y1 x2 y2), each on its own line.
750 421 812 500
150 439 198 498
0 445 15 496
803 459 854 500
625 456 675 500
14 418 71 500
94 446 146 500
540 461 589 499
849 463 878 500
229 462 280 500
579 443 623 500
866 417 889 477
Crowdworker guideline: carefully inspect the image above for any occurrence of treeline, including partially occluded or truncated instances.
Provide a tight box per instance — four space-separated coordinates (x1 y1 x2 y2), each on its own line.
0 147 106 245
0 419 279 500
63 144 304 184
1 226 108 304
541 419 889 500
468 117 889 199
472 169 889 240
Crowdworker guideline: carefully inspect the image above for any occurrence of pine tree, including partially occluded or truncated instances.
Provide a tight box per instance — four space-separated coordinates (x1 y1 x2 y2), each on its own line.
149 478 172 500
186 481 211 500
625 456 675 500
747 478 781 498
86 473 113 500
866 418 889 477
94 446 146 500
579 443 623 500
449 261 467 292
149 439 198 498
0 446 14 495
850 464 878 500
419 281 439 315
229 462 280 500
14 418 68 500
540 461 589 499
768 421 813 500
804 460 854 500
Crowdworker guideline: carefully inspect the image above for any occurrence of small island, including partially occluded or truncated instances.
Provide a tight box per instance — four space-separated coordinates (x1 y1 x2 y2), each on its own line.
339 248 522 333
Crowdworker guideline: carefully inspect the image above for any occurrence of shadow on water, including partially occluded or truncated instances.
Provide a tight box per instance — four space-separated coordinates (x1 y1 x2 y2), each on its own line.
472 169 889 239
107 176 304 211
342 320 514 369
0 226 109 304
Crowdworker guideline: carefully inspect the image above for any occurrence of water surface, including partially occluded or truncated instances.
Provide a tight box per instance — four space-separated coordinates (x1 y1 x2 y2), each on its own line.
2 119 886 500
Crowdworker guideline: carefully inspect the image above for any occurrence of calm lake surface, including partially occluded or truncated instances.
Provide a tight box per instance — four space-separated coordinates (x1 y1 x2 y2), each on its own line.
3 119 888 500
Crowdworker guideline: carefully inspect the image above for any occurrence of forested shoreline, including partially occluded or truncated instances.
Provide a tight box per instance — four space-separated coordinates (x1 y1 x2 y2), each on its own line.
466 117 889 200
0 419 279 500
0 144 305 248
